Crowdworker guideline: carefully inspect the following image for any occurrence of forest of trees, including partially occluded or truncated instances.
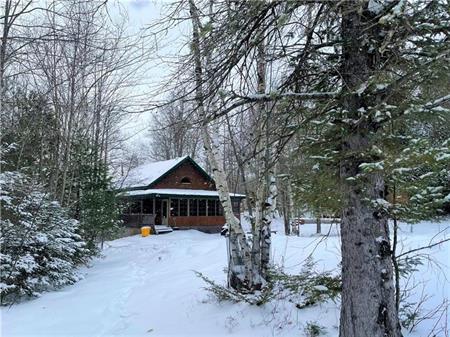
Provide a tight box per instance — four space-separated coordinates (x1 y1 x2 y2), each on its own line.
0 0 150 304
1 1 449 336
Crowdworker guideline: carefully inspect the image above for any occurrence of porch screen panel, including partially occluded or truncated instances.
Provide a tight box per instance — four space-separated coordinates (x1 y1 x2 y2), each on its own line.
155 199 161 215
198 200 206 216
130 200 141 214
179 199 188 216
207 200 216 216
216 200 224 216
189 199 198 216
142 199 153 214
171 199 179 216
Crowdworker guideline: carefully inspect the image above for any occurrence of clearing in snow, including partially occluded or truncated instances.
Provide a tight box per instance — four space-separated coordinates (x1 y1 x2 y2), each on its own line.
2 220 449 337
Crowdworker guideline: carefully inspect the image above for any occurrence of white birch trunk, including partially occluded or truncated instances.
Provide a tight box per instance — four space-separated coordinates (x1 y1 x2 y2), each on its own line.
287 176 294 235
251 182 264 288
188 0 254 290
261 172 277 277
253 13 276 280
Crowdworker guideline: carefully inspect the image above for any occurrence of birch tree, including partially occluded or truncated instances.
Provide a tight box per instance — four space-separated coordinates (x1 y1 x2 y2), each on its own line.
188 0 255 290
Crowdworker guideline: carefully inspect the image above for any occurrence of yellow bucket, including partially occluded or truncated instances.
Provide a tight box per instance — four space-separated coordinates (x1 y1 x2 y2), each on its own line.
141 226 151 237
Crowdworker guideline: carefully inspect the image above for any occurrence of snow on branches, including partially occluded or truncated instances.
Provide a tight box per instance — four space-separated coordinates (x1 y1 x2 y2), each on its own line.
0 170 90 305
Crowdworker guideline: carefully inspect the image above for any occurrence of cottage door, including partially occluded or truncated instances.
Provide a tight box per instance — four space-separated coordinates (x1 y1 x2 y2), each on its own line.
162 200 168 225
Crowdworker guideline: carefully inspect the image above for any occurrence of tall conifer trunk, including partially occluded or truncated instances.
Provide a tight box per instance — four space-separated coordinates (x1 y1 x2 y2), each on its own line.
338 2 401 337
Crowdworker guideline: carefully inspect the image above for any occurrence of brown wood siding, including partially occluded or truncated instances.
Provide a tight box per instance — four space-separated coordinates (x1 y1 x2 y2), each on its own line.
123 214 226 228
168 215 226 227
151 161 215 190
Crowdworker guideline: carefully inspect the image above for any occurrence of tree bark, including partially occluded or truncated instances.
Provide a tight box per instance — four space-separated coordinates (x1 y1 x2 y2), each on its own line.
282 191 290 235
286 175 294 235
391 184 401 311
339 2 401 337
316 216 321 235
261 174 276 277
188 0 255 290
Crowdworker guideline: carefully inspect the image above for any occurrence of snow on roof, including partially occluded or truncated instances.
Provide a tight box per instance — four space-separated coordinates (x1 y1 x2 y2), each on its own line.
119 156 188 189
118 188 245 198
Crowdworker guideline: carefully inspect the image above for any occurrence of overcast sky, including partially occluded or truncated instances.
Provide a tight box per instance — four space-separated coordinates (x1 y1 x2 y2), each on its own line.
110 0 189 146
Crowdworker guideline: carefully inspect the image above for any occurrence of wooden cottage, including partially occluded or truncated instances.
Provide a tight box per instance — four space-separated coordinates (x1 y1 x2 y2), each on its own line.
118 156 245 233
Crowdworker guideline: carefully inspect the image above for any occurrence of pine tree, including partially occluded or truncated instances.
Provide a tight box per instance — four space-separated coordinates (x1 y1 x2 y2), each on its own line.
0 167 90 305
1 91 58 179
171 1 449 335
75 140 122 253
293 153 342 233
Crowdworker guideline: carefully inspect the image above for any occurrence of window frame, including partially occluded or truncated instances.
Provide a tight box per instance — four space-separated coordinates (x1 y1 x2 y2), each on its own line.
180 177 192 185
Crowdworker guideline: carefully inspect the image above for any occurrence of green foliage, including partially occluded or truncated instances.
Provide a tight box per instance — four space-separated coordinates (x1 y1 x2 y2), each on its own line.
271 257 341 309
397 256 424 278
1 91 58 176
0 170 90 305
79 188 122 252
195 257 340 308
293 153 342 219
304 321 327 337
200 21 213 36
286 2 450 222
75 141 122 253
396 253 446 333
382 126 450 222
292 110 450 222
399 301 421 331
195 271 256 304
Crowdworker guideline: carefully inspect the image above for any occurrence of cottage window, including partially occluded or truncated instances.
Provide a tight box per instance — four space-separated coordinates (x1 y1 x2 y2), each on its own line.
207 200 216 216
179 199 188 216
216 200 224 216
155 199 161 214
171 199 179 216
180 177 192 184
189 199 198 216
198 200 207 216
142 199 153 214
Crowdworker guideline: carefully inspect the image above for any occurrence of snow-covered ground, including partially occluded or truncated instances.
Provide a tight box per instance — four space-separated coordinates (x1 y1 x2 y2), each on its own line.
2 219 449 337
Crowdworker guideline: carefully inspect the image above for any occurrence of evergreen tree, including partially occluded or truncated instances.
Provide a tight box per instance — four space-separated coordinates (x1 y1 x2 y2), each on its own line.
75 140 122 253
1 91 58 179
168 1 449 335
293 152 342 234
0 168 90 305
